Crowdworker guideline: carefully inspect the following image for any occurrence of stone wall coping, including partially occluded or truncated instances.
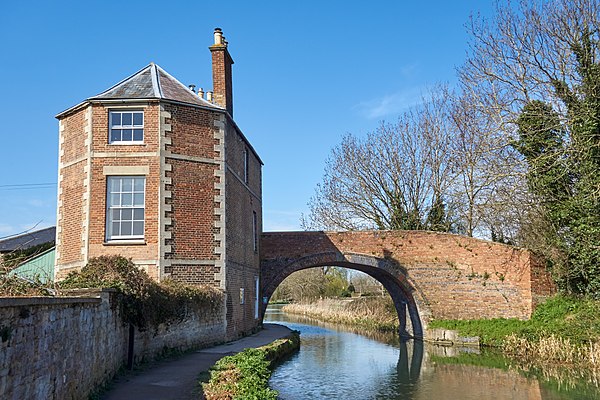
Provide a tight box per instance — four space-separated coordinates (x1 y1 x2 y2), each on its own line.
0 296 102 308
59 288 118 295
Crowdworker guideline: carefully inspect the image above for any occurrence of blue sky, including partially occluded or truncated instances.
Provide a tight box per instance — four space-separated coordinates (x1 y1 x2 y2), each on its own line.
0 0 494 237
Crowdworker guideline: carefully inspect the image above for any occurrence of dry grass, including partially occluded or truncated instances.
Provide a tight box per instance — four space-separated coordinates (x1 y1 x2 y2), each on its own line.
504 334 600 368
503 333 600 386
282 296 399 332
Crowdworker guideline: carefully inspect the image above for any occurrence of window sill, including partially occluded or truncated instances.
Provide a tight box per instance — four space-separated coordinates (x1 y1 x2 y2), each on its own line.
103 240 146 246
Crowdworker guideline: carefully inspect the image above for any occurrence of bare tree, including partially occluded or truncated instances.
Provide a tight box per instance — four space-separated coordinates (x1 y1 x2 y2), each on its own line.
461 0 600 126
304 89 457 232
447 89 526 238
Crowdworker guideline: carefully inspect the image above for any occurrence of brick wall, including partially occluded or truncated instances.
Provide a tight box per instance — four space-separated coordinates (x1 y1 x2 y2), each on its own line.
224 119 262 339
56 103 162 279
168 159 217 259
55 107 88 271
161 103 223 286
0 291 225 400
261 231 557 329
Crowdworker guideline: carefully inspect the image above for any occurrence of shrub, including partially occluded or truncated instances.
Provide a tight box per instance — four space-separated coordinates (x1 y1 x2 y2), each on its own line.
0 259 51 296
59 255 223 330
0 273 50 296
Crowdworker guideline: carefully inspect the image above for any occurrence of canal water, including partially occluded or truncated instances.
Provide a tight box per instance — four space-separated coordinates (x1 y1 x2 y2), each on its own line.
265 304 600 400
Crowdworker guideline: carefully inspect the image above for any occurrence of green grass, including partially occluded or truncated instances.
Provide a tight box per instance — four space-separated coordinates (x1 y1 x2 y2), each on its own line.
204 348 278 400
428 295 600 347
201 332 300 400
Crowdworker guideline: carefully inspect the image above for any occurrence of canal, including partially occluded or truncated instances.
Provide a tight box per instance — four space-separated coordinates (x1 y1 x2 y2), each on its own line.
265 304 600 399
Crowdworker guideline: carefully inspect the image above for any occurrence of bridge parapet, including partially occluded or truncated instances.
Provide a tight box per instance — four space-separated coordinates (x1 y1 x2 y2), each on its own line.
260 230 556 331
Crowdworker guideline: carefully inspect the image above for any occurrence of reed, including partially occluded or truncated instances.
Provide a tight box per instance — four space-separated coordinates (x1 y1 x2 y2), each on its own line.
282 296 399 332
503 333 600 388
504 333 600 369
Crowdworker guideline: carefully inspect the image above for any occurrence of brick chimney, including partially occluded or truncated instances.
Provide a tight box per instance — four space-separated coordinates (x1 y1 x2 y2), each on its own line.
209 28 234 116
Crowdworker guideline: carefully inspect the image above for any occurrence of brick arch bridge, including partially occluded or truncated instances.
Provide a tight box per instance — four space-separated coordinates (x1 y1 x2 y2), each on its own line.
259 231 556 338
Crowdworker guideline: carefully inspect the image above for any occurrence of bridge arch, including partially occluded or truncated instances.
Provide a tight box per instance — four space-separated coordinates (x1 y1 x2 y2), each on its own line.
260 230 557 339
261 251 426 338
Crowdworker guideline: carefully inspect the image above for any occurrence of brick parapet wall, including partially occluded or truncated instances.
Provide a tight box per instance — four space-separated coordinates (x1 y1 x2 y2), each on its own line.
0 290 225 400
261 231 557 324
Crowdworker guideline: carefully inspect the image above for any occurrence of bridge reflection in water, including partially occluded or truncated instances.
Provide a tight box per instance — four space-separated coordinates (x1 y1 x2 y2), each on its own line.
266 305 598 400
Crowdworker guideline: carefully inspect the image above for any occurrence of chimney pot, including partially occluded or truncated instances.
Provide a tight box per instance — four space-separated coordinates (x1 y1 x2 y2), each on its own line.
198 87 204 98
188 84 196 93
214 28 224 45
207 91 213 102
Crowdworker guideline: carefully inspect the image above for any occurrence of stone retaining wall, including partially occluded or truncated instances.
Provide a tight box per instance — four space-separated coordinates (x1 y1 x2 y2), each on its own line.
0 289 225 400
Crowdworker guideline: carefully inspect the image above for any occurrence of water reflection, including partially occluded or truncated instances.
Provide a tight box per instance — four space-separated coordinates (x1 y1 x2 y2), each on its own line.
266 305 600 400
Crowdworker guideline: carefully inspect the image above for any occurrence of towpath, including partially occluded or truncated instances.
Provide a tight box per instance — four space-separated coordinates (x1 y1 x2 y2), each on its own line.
101 323 292 400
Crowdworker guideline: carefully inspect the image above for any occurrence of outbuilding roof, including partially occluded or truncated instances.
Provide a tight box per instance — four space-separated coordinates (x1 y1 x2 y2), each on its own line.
56 63 222 118
0 226 56 253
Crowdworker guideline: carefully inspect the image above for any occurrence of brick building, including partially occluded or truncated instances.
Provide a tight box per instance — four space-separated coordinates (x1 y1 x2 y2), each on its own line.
55 29 263 338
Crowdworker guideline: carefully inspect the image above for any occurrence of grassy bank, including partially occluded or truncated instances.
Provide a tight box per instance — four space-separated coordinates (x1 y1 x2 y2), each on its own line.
430 295 600 372
429 296 600 346
201 331 300 400
282 296 399 332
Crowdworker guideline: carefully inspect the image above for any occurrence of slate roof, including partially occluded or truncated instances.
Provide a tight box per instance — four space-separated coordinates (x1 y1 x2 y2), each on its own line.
0 227 56 252
57 63 221 117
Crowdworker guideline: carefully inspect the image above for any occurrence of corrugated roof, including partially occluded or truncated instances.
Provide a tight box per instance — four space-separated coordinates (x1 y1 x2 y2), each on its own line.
57 63 222 118
0 227 56 252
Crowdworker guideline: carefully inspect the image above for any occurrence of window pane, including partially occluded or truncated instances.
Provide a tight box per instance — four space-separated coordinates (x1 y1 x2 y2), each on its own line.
110 129 121 142
133 129 144 141
109 178 121 192
133 208 144 220
122 112 132 126
111 113 121 126
133 193 144 206
134 178 144 191
122 178 133 191
106 175 145 239
133 221 144 236
110 194 120 207
121 222 132 236
122 129 132 141
121 208 132 220
112 222 120 237
133 112 143 126
121 193 133 206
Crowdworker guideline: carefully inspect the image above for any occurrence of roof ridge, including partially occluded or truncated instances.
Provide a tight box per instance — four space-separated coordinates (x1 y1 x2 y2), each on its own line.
150 63 162 98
